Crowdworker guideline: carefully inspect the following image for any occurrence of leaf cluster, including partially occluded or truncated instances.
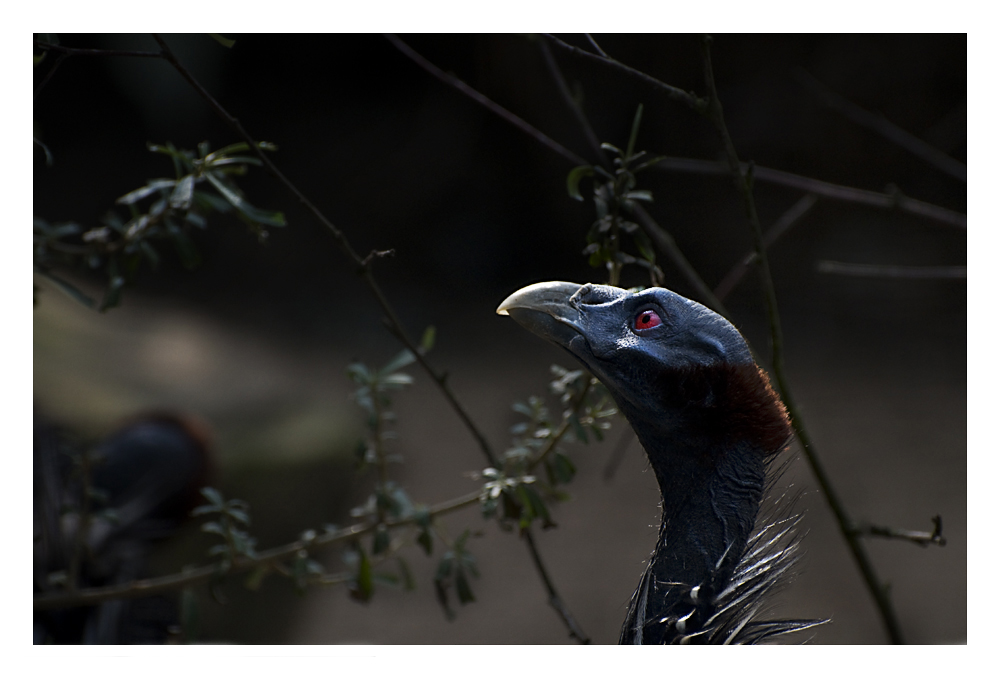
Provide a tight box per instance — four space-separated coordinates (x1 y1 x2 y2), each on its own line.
34 140 284 311
566 105 665 286
480 365 617 534
191 487 258 565
433 529 479 620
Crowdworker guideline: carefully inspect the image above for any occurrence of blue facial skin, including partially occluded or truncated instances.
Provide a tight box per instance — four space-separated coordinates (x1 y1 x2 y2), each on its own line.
499 282 754 435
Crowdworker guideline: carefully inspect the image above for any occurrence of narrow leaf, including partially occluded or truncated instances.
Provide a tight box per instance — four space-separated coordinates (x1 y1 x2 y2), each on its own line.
380 348 416 375
208 34 236 48
566 165 594 201
626 103 644 160
204 171 286 227
116 179 177 205
421 325 436 352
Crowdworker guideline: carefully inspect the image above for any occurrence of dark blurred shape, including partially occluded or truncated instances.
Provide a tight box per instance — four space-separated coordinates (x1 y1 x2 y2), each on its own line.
33 411 212 644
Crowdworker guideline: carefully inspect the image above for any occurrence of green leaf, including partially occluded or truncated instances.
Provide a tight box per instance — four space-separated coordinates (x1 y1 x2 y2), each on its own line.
200 487 224 507
380 373 414 388
600 142 624 157
624 190 653 203
205 156 263 168
244 564 269 591
116 179 177 205
629 154 668 174
346 362 371 384
553 453 576 484
633 228 656 263
226 507 250 526
397 557 416 591
353 548 373 602
204 171 286 227
208 34 236 48
566 165 594 201
193 190 232 213
434 580 454 621
417 527 433 555
169 175 195 209
99 274 125 312
204 142 251 160
455 568 475 604
421 325 436 352
626 103 644 160
380 349 416 375
35 268 96 309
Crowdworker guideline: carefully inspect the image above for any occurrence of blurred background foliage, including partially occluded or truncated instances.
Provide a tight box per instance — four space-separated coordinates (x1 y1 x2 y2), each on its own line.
33 34 965 643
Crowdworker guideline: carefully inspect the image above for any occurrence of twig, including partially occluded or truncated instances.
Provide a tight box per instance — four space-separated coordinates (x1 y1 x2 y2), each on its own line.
715 194 818 301
34 490 482 611
583 34 609 59
796 69 966 182
153 34 497 469
817 261 966 279
527 378 594 472
700 35 905 645
536 39 729 313
543 34 708 114
654 156 966 230
153 33 589 641
850 515 947 548
522 528 590 643
537 39 610 167
384 34 587 167
34 51 68 100
34 40 163 59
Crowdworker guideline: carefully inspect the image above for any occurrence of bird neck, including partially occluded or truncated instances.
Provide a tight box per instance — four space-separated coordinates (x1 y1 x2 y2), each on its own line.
614 362 788 643
644 429 766 587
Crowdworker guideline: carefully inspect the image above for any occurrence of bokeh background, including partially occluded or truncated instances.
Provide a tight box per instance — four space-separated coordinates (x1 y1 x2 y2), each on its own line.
33 34 966 644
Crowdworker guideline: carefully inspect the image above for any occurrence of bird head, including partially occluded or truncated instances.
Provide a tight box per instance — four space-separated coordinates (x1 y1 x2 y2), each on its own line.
497 281 789 455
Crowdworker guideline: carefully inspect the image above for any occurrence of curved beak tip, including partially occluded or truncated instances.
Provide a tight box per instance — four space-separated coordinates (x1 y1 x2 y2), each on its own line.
496 281 582 317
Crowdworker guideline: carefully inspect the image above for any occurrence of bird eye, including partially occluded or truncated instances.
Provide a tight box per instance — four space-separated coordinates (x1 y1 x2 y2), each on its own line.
634 309 662 330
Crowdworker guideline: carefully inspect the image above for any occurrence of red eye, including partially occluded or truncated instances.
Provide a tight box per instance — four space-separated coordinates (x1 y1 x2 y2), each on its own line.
635 309 662 330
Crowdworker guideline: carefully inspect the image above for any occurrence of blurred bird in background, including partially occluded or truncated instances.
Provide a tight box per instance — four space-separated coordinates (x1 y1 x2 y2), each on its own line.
34 411 212 644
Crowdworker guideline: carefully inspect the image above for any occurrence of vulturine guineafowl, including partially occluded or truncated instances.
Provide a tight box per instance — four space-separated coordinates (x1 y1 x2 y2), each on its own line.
497 281 824 644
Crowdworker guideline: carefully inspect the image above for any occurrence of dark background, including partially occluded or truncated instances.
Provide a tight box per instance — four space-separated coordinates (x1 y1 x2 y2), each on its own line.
33 34 966 644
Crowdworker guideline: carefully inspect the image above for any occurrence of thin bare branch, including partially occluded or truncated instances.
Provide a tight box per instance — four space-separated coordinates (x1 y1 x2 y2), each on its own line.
34 51 68 100
817 261 966 279
522 528 590 643
716 194 818 301
151 33 591 642
654 156 966 229
34 40 164 59
850 515 947 548
537 38 610 167
153 34 498 468
34 490 482 611
384 34 587 167
583 34 609 59
535 38 729 315
701 35 904 645
796 69 966 182
543 34 708 114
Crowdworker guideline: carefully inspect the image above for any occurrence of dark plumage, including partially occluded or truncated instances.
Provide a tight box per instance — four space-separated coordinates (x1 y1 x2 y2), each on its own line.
33 413 212 644
498 281 823 644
